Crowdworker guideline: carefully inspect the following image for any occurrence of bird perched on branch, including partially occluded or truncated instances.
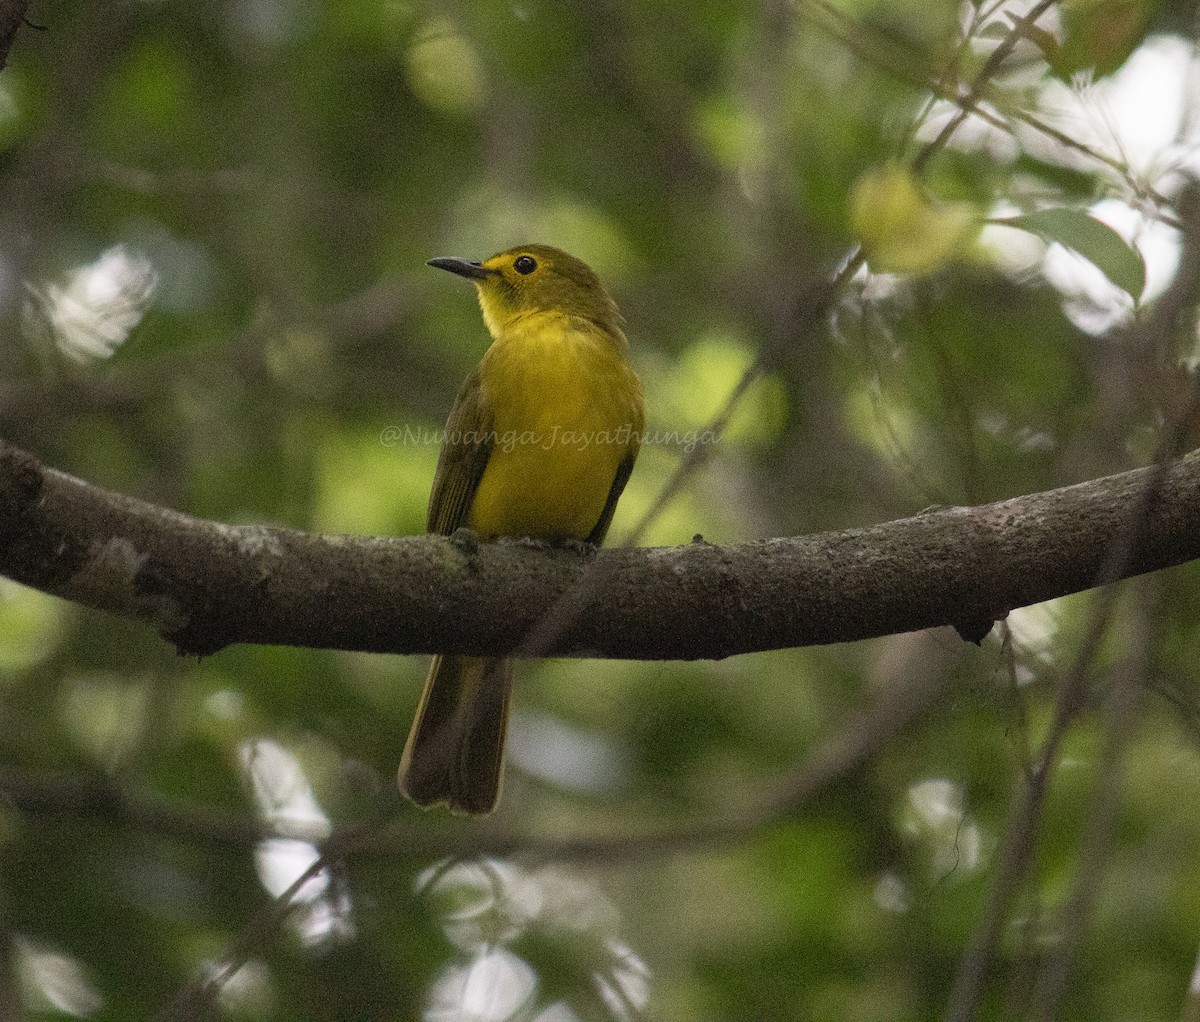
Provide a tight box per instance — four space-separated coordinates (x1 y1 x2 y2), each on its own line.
399 244 644 814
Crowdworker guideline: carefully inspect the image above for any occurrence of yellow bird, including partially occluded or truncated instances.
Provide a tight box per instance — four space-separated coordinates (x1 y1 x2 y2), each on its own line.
398 244 645 814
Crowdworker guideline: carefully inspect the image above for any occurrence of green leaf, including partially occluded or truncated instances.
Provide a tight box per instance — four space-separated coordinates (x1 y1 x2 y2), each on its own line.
1052 0 1153 80
994 208 1146 300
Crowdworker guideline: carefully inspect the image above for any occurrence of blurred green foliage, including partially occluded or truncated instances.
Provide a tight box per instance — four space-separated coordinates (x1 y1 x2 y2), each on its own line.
2 0 1200 1019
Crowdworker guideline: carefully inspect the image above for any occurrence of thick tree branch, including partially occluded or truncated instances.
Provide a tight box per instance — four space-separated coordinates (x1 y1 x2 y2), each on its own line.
2 436 1200 659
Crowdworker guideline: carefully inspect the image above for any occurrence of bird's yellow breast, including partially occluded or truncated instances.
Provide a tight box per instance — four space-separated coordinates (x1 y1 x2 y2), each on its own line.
468 312 643 541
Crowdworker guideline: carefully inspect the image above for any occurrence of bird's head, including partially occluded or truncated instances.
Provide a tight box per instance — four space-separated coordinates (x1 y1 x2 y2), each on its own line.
428 244 624 341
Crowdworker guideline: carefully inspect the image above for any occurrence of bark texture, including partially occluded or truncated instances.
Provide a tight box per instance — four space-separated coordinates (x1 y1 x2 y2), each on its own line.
2 438 1198 659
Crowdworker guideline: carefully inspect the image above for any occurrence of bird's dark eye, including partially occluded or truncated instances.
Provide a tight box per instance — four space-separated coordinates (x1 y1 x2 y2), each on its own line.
513 255 537 275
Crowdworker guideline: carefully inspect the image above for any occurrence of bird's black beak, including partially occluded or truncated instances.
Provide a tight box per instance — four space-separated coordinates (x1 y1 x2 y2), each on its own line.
427 257 491 281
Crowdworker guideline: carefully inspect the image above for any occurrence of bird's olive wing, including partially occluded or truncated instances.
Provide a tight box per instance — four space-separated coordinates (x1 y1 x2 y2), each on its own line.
587 445 638 546
427 366 494 536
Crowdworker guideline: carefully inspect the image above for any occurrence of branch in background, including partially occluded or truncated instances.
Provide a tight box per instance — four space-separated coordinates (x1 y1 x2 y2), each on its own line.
0 768 267 849
0 646 947 864
4 437 1200 659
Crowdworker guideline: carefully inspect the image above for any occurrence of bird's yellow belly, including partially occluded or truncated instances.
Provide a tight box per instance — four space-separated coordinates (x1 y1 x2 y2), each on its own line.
467 321 641 541
468 422 626 540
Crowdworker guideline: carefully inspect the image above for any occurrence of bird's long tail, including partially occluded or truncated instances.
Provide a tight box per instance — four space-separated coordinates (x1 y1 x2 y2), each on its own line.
398 655 513 815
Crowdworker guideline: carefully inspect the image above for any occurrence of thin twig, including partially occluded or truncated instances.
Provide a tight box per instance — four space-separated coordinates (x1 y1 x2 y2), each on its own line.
154 841 345 1022
621 250 863 547
942 625 1092 1022
914 0 1059 175
1028 575 1157 1020
997 622 1035 783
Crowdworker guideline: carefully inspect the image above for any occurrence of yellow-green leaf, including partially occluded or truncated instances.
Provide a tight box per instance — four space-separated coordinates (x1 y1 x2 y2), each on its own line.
849 166 979 274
